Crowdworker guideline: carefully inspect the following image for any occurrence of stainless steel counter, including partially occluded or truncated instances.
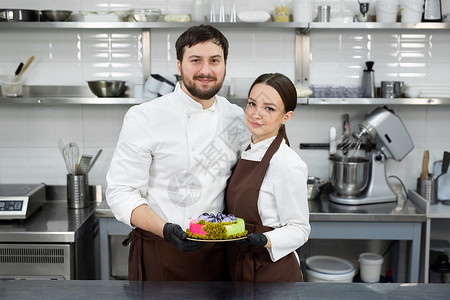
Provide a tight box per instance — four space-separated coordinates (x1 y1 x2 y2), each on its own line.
1 280 449 300
309 192 426 222
0 185 101 279
96 190 426 282
0 201 97 243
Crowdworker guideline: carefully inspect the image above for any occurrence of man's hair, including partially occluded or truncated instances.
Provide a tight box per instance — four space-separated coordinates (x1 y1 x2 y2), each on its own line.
175 25 229 62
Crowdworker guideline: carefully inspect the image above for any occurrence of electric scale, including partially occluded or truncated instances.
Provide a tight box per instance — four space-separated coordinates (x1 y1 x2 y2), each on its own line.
0 183 46 220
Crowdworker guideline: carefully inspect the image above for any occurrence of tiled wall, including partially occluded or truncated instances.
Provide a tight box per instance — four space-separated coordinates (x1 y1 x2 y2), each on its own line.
309 30 450 88
1 0 450 194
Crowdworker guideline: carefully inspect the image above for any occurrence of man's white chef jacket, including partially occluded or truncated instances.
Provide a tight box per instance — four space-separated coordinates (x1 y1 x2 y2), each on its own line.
106 83 248 229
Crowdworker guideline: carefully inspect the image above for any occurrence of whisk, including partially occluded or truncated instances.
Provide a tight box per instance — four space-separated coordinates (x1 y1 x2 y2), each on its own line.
335 113 362 158
62 142 79 174
336 132 362 158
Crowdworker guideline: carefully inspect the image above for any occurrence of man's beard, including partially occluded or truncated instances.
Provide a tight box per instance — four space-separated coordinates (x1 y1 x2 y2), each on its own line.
180 69 225 100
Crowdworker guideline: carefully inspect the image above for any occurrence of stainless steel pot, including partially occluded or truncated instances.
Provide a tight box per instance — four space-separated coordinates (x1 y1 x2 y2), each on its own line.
0 9 39 22
329 156 370 196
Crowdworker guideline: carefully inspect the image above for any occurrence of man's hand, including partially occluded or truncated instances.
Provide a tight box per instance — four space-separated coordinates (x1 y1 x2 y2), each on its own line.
241 233 268 247
163 223 204 252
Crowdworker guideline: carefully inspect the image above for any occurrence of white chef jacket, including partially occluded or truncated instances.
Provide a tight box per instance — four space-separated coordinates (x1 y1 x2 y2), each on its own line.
106 83 248 229
241 135 311 263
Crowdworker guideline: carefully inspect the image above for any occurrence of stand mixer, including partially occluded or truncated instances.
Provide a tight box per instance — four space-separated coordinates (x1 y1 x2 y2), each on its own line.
329 107 414 205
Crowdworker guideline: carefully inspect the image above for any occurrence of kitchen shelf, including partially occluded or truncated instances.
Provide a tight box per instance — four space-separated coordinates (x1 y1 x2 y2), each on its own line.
0 21 307 30
307 97 450 105
307 22 450 31
0 21 448 30
2 22 449 107
0 97 149 105
0 86 307 106
2 96 448 106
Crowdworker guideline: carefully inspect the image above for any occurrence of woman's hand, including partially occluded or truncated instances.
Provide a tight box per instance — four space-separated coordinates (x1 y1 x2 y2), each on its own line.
242 233 270 248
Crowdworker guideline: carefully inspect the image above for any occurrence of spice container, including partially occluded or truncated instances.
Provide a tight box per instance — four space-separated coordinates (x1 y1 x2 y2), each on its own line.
274 0 290 22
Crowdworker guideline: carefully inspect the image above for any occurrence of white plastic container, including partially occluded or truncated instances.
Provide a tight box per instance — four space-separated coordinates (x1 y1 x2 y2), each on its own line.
376 0 399 23
305 256 355 283
400 0 424 23
293 0 314 22
359 252 384 283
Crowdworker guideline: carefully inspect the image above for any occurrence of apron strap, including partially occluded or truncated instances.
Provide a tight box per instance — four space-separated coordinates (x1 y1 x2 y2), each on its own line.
261 134 283 164
123 229 143 280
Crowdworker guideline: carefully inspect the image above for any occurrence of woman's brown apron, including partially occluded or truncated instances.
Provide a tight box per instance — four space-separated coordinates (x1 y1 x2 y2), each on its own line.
123 228 230 281
225 134 303 282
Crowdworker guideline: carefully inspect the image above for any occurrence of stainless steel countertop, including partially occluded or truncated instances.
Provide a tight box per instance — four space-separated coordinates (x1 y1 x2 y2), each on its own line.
0 201 96 243
96 190 426 223
1 280 449 300
308 193 425 222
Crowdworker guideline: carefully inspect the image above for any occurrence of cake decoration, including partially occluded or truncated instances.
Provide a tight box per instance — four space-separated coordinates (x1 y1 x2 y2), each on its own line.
186 212 248 240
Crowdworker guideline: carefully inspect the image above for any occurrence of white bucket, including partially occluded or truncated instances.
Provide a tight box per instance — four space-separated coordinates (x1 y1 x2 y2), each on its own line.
401 0 424 23
293 0 314 22
359 252 384 283
376 0 399 23
305 256 355 283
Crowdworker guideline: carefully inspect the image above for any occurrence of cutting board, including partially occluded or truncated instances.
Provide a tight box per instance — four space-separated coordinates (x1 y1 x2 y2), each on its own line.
434 161 450 201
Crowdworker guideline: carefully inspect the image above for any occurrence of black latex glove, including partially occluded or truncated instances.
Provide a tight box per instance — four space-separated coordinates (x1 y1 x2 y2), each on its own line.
241 233 268 247
163 223 204 252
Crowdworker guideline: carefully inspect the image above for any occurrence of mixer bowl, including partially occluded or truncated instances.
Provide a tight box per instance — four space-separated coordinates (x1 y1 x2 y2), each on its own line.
329 156 370 196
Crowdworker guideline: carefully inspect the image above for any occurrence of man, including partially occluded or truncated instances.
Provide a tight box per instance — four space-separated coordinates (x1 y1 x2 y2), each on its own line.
106 25 248 281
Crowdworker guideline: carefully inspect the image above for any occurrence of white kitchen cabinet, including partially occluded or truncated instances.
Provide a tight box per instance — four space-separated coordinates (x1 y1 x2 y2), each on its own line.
1 21 450 105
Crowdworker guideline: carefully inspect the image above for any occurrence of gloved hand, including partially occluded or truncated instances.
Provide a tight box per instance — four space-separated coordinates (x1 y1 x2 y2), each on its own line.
163 223 204 252
241 233 268 247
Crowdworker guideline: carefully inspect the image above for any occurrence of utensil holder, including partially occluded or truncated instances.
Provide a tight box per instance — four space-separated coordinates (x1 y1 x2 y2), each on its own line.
0 75 23 97
417 177 437 204
67 173 90 209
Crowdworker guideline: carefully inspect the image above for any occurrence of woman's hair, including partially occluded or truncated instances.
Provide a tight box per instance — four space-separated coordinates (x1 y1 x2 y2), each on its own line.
248 73 297 146
175 25 229 62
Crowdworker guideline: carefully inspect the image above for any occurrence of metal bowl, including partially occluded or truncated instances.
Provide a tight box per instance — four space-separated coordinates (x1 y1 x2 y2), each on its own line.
132 8 161 22
307 177 325 200
41 10 72 22
87 80 126 97
329 156 370 196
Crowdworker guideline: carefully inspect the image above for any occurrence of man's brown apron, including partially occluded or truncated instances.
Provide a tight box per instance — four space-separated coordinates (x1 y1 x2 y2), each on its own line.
225 134 303 282
123 228 230 281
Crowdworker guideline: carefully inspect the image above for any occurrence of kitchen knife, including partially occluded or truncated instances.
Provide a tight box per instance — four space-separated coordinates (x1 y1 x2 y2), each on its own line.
420 150 430 180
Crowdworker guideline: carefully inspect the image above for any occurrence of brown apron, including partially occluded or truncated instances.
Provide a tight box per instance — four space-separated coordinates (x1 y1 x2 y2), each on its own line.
225 134 303 282
123 227 230 281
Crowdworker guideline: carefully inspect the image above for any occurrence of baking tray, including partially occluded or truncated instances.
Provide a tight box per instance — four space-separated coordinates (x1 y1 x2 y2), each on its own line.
434 160 450 201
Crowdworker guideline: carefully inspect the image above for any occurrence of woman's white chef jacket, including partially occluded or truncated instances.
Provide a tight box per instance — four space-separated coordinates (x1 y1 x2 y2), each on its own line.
240 135 311 262
106 83 248 229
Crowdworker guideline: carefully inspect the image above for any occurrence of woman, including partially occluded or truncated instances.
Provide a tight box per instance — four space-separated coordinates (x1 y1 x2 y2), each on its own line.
226 73 310 282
